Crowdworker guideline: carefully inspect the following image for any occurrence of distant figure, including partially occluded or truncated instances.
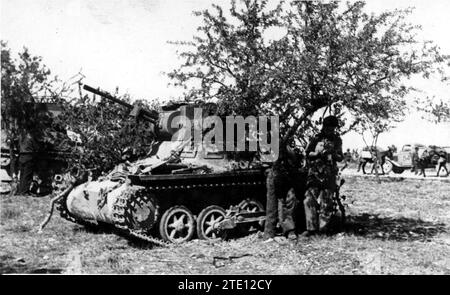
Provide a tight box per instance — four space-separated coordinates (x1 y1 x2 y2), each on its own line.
417 150 428 177
17 130 38 195
369 147 394 175
352 149 359 163
436 151 449 177
357 146 392 175
344 148 352 164
357 146 372 174
390 145 397 154
411 146 420 174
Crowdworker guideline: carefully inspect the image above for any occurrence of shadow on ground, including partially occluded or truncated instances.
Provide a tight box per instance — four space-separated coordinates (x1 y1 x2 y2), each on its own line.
72 223 158 249
71 222 114 235
346 213 447 241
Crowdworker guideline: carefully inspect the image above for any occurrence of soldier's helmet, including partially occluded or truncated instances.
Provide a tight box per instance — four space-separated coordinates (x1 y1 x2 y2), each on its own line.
323 116 339 128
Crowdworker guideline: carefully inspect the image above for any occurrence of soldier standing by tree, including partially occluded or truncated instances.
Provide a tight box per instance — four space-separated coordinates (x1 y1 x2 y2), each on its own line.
263 146 301 240
164 0 449 239
302 116 343 237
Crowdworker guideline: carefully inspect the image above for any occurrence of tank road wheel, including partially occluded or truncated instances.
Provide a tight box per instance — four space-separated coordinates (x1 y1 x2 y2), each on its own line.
159 206 195 243
238 198 265 230
196 205 226 240
238 199 264 213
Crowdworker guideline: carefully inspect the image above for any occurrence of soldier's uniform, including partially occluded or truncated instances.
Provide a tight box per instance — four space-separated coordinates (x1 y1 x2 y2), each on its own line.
17 131 38 195
303 116 343 234
263 147 303 239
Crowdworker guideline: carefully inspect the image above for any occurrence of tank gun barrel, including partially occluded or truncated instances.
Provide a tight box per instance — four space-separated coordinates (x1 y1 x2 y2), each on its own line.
82 84 158 123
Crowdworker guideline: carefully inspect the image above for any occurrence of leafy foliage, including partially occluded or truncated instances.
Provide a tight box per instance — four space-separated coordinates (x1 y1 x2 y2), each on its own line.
415 97 450 123
1 42 159 178
56 90 158 177
1 41 67 140
168 0 449 148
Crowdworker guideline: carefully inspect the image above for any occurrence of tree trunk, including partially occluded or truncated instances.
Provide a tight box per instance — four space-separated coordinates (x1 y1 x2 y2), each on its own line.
374 157 381 184
264 166 277 238
373 136 381 184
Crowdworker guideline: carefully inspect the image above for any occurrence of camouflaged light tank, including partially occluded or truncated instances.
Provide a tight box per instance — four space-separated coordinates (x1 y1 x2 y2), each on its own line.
56 85 268 244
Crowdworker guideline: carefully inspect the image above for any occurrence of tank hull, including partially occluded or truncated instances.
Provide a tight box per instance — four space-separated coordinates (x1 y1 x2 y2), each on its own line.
66 180 130 225
63 168 267 243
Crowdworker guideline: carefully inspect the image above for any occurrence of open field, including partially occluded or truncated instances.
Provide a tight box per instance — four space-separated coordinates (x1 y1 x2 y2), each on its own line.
1 176 449 274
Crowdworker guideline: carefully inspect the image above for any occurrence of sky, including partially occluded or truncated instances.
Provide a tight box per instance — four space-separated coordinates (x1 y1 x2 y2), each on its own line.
1 0 449 149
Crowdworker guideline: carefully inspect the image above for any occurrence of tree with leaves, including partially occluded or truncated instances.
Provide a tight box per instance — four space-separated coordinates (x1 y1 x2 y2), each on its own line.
1 41 70 141
56 88 159 178
1 41 76 194
168 0 450 236
2 42 159 187
416 97 450 123
169 0 449 236
354 91 406 181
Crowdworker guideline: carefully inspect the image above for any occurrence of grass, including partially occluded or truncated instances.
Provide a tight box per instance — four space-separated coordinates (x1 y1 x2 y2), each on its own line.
1 176 449 274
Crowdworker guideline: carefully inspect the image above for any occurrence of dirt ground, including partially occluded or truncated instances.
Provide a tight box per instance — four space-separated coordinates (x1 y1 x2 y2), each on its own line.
1 175 449 274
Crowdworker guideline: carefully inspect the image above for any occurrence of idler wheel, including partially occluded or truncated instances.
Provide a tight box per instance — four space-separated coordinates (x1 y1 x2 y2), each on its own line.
196 205 226 240
159 206 195 243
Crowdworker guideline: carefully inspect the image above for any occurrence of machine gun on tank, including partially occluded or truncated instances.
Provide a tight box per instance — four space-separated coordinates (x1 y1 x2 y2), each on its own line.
81 84 191 141
82 84 159 124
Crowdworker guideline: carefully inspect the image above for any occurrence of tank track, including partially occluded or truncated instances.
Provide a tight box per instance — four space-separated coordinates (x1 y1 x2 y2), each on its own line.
112 187 169 247
54 184 169 247
57 179 264 245
55 195 98 228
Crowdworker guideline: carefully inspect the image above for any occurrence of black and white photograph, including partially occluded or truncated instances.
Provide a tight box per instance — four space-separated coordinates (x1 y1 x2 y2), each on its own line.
1 0 450 279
